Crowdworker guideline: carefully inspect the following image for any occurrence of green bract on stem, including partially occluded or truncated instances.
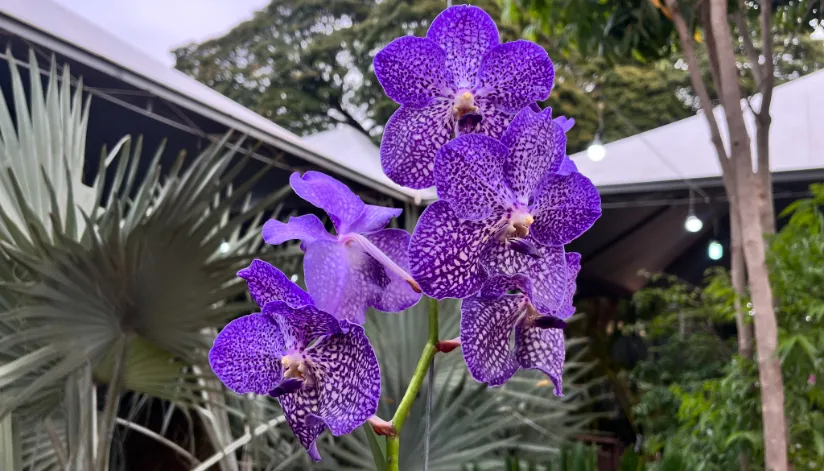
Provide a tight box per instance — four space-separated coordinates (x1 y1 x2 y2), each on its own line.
385 297 440 471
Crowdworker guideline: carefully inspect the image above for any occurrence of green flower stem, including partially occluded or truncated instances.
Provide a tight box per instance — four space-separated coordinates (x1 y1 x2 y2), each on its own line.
386 297 439 471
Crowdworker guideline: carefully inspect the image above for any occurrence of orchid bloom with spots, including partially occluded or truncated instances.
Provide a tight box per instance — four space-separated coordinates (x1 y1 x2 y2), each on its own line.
409 107 600 300
209 260 380 461
460 252 581 391
373 5 555 189
262 171 421 325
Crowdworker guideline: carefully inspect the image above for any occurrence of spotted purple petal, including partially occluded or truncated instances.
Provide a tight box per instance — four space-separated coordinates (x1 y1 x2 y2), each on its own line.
373 36 451 108
262 214 333 246
209 313 284 395
460 294 522 386
278 388 324 461
304 324 380 436
501 107 566 202
515 324 565 395
303 240 386 325
238 259 314 308
434 134 513 220
483 241 567 315
409 200 501 299
262 301 342 352
269 378 304 398
290 172 365 234
471 96 515 139
348 205 403 234
426 5 500 89
558 156 579 176
530 173 602 246
477 40 554 113
365 229 422 312
556 252 581 319
479 273 532 299
554 116 575 133
380 104 452 190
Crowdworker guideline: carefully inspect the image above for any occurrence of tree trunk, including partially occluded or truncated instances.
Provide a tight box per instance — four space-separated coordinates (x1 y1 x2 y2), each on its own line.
734 165 788 471
755 116 776 235
727 188 753 359
708 2 788 469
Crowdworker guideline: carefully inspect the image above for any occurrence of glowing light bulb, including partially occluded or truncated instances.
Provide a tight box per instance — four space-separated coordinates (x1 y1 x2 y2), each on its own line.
219 241 230 253
290 274 299 282
587 137 606 162
684 214 703 233
708 240 723 260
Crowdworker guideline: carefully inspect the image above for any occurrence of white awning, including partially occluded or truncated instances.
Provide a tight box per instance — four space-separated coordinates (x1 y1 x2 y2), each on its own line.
570 69 824 192
0 0 419 202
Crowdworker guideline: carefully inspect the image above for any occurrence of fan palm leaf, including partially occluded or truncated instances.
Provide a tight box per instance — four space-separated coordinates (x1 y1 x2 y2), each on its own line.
0 50 297 470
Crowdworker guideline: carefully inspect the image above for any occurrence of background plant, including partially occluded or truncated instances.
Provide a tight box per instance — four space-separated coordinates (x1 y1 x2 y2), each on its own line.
624 184 824 470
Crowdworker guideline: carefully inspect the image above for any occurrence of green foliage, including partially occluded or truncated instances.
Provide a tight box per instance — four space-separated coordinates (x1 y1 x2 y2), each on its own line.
503 0 824 64
172 0 506 140
626 184 824 470
172 0 705 154
0 51 301 470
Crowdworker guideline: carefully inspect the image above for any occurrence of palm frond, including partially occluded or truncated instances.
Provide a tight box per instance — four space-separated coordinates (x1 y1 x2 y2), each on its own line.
311 302 609 470
0 50 298 470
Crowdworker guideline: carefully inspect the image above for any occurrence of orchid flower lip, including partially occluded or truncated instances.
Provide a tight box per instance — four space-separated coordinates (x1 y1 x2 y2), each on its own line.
340 232 422 293
269 378 304 398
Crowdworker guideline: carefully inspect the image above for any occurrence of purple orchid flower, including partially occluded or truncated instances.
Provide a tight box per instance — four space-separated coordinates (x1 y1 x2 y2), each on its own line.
373 5 555 189
210 260 381 461
262 171 421 325
460 252 581 391
409 107 600 301
554 116 580 176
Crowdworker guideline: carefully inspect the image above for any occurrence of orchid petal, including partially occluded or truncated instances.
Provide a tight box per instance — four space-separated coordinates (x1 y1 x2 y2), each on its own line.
348 205 403 234
262 301 342 352
374 36 451 107
427 5 500 89
434 134 512 220
262 214 333 246
290 172 365 234
409 201 500 299
303 240 386 325
531 173 601 246
460 294 522 386
483 241 567 315
304 324 381 436
515 323 565 395
478 40 554 113
501 107 566 202
238 259 313 308
209 313 284 395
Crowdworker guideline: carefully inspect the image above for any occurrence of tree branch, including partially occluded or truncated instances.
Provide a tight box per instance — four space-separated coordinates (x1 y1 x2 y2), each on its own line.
665 0 731 175
734 0 763 87
336 106 372 137
758 0 775 122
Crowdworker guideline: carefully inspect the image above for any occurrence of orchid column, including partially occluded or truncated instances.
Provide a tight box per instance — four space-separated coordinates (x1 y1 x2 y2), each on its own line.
207 5 601 470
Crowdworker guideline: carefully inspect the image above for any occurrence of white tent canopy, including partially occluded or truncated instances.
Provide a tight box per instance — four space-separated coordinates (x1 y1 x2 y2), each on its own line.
1 0 418 202
570 69 824 192
303 126 438 202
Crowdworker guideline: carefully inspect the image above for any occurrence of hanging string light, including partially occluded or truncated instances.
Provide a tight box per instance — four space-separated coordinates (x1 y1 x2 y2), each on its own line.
707 217 723 260
684 189 703 233
587 101 607 162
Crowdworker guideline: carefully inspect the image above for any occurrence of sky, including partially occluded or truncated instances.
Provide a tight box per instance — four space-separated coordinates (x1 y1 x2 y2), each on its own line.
54 0 269 66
